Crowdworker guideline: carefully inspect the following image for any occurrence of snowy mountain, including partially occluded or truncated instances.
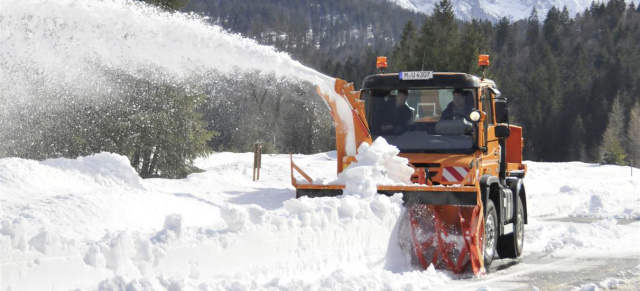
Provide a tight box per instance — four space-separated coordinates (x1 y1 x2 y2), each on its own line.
389 0 595 22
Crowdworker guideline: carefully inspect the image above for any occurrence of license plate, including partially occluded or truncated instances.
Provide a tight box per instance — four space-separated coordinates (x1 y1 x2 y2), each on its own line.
400 71 433 80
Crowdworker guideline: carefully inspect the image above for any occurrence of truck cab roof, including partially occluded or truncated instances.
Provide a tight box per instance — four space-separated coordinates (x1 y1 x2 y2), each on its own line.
361 72 487 90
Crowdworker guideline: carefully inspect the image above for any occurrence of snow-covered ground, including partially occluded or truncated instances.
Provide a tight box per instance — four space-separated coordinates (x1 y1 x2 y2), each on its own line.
1 149 639 290
1 0 639 289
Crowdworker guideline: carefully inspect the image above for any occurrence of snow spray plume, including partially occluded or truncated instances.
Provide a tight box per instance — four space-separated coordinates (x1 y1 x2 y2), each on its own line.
0 0 334 159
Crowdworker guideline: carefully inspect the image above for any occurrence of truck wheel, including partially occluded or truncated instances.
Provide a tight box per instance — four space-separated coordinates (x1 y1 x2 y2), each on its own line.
484 199 498 267
497 196 524 258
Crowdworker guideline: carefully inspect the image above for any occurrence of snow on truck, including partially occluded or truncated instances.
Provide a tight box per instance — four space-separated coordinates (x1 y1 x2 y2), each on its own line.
290 55 528 274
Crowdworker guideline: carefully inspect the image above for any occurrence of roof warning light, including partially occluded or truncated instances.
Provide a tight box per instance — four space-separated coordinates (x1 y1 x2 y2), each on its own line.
376 56 387 73
478 55 490 67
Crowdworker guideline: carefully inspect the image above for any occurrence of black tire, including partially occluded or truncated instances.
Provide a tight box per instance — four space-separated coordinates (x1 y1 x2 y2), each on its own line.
484 199 498 267
497 196 524 258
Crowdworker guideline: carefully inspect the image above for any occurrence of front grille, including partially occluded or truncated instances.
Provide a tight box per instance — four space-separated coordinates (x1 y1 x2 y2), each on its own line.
411 170 439 185
412 163 441 168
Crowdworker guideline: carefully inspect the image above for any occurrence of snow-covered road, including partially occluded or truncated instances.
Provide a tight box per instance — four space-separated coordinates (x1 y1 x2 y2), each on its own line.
449 218 640 291
1 151 638 290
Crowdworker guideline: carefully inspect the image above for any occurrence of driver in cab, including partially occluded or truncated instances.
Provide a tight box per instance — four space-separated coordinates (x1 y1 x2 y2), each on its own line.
441 88 473 121
380 89 414 134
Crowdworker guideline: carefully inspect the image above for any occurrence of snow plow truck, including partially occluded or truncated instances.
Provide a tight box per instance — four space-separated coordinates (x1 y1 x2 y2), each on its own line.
290 55 527 274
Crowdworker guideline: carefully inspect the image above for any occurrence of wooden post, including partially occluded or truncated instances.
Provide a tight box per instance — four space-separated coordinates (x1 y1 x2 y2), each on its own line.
253 142 262 181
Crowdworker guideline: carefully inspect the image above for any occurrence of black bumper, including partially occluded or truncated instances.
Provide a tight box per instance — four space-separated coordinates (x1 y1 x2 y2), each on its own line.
296 189 477 206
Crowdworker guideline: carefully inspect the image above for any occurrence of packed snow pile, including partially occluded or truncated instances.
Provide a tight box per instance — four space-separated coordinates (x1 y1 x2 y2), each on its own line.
333 138 415 197
0 153 142 196
1 150 639 290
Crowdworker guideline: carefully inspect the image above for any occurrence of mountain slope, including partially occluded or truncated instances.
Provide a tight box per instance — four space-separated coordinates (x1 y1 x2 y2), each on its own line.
389 0 594 22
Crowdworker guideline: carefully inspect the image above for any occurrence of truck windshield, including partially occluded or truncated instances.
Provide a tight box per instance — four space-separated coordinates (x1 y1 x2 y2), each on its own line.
364 88 477 153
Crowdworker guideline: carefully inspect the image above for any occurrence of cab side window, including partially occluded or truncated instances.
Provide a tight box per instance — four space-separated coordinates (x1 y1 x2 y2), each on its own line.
482 88 494 145
482 89 494 125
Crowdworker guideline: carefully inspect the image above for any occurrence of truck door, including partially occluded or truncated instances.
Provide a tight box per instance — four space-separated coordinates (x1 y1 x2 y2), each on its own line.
482 87 500 174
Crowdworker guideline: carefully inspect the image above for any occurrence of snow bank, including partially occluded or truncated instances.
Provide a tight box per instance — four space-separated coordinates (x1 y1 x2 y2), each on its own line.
525 218 631 255
2 151 639 290
525 162 639 220
1 151 428 290
0 153 223 248
41 153 144 189
82 191 430 290
0 218 27 251
0 153 142 197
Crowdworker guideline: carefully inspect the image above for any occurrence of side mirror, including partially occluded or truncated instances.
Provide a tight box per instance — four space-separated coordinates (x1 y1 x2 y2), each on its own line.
495 98 509 124
495 124 510 138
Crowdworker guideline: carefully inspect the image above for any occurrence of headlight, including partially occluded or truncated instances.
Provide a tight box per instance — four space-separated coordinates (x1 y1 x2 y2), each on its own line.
470 111 481 122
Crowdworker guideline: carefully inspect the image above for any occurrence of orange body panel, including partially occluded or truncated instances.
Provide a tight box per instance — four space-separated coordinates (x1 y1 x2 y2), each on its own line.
400 153 479 185
506 125 524 164
315 79 372 173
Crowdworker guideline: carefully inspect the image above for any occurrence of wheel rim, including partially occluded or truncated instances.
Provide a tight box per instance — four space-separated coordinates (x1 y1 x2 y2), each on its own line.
516 207 524 248
485 212 496 259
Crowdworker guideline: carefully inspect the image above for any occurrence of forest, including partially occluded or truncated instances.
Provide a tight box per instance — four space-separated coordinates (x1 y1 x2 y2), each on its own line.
186 0 640 165
184 0 425 88
388 0 640 165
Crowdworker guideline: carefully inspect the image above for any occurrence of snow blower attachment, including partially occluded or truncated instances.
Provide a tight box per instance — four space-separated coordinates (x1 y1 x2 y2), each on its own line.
291 55 528 274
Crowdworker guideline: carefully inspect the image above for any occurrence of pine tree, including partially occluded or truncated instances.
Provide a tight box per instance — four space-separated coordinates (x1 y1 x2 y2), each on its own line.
560 6 571 24
626 101 640 164
543 6 563 51
526 8 540 46
568 116 587 161
590 1 606 17
418 0 459 71
600 97 627 165
530 43 562 160
392 20 418 71
458 20 488 73
494 17 511 52
603 0 626 27
121 79 214 178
